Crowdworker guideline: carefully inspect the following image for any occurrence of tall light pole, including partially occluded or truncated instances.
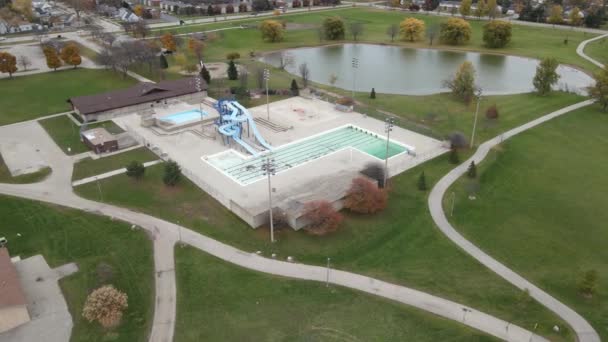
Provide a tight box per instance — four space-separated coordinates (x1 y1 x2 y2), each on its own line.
264 68 270 121
383 117 395 188
195 74 204 132
470 88 483 149
326 257 331 287
261 157 277 243
351 57 359 100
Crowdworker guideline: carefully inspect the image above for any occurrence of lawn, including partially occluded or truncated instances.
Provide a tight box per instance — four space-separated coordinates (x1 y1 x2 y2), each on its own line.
175 246 498 342
0 69 137 126
72 147 158 181
445 104 608 340
583 36 608 67
0 154 51 184
39 115 124 155
0 195 154 342
75 157 571 340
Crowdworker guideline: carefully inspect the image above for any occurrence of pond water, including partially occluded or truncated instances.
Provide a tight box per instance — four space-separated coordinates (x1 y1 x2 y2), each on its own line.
260 44 593 95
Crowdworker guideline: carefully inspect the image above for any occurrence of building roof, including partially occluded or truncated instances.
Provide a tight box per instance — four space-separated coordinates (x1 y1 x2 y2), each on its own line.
68 78 208 115
0 248 28 309
81 127 116 145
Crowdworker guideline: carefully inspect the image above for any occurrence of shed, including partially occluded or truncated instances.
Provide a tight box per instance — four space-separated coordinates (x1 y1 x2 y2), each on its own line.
81 127 118 154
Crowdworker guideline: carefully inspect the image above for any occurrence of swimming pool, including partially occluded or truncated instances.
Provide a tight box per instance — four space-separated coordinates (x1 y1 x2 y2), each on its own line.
205 125 411 185
160 109 208 124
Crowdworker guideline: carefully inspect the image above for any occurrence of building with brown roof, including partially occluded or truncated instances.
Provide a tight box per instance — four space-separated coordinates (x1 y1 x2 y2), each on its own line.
68 78 208 122
81 127 119 154
0 248 30 333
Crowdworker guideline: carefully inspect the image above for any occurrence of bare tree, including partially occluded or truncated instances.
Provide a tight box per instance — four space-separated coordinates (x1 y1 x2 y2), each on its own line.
299 63 310 88
101 32 116 47
255 68 265 88
277 52 294 70
96 48 116 71
386 23 399 42
349 22 364 41
427 24 439 46
133 20 150 38
18 55 31 71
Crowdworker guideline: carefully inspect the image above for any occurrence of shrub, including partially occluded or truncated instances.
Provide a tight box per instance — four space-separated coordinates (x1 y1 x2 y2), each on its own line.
483 21 512 48
417 171 427 191
303 200 343 234
533 57 560 95
400 17 425 42
444 61 476 103
449 148 460 164
303 0 310 6
163 160 181 186
344 177 388 214
82 285 128 328
226 52 241 60
290 79 299 95
360 162 386 188
260 20 284 42
213 5 222 14
238 3 248 12
578 269 598 298
467 161 477 178
370 88 376 99
126 161 145 179
227 60 238 80
485 104 499 119
440 18 472 45
408 3 420 11
336 97 354 106
322 16 345 40
226 4 234 13
292 0 301 7
448 131 468 148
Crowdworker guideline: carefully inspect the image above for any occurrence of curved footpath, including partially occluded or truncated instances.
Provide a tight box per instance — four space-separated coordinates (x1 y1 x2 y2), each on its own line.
428 99 600 342
576 33 608 69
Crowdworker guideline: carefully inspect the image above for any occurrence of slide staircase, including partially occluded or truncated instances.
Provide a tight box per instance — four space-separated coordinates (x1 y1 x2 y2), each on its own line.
214 100 273 156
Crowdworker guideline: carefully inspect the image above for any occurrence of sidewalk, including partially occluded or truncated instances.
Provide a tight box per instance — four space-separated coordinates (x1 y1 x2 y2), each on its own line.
71 160 162 186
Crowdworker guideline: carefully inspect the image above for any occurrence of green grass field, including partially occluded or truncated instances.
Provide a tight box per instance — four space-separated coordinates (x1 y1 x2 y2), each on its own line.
0 195 154 342
39 115 124 155
75 158 571 340
584 36 608 67
446 104 608 340
175 246 498 342
72 148 158 181
0 69 137 126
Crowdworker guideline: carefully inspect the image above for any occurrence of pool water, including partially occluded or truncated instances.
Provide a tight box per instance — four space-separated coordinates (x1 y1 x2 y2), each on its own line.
160 109 207 124
206 125 409 185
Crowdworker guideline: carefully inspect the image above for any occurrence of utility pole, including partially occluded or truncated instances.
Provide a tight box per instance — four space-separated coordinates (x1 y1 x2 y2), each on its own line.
195 73 204 132
470 88 483 149
264 68 270 121
326 257 331 287
351 57 359 100
261 157 277 243
384 117 395 188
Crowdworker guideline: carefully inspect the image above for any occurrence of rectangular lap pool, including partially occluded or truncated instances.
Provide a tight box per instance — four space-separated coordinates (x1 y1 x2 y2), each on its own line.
205 125 412 185
160 109 208 124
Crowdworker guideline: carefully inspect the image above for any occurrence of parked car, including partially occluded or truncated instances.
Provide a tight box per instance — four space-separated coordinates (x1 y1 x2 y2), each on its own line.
0 37 6 41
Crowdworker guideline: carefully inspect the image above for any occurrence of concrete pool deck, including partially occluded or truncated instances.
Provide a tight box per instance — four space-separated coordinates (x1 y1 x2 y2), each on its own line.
114 97 448 228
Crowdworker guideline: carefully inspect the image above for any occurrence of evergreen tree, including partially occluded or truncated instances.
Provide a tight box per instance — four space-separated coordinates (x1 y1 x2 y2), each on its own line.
227 60 238 80
163 160 181 186
126 161 145 180
449 148 460 164
417 171 427 191
200 64 211 84
467 161 477 178
290 79 299 96
159 54 169 69
370 88 376 99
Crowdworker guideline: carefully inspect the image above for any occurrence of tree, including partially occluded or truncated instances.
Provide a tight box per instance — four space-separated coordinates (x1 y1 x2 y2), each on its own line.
160 33 176 52
188 38 204 61
485 103 499 119
386 23 399 42
569 7 583 26
82 285 128 328
277 52 294 70
360 162 386 188
577 269 598 298
207 4 214 15
483 21 512 48
11 0 32 20
448 132 468 148
449 148 460 164
226 52 241 61
68 54 82 68
252 0 272 11
60 43 79 63
474 0 487 18
417 171 427 191
0 52 18 78
400 17 425 42
200 64 211 84
349 22 364 41
126 161 145 179
290 79 299 96
589 66 608 112
440 18 472 45
533 57 560 95
460 0 472 17
298 63 310 88
427 24 439 45
133 20 150 38
174 53 187 71
344 177 388 214
133 4 144 16
17 55 31 71
548 5 564 25
163 160 181 186
444 61 476 103
260 20 284 42
303 200 343 235
45 49 62 71
467 161 477 178
322 16 345 40
487 0 498 18
370 88 376 99
227 60 238 80
159 54 169 69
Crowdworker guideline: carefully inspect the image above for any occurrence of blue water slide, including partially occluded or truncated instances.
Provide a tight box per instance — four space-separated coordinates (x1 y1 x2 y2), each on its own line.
216 101 261 156
231 102 274 151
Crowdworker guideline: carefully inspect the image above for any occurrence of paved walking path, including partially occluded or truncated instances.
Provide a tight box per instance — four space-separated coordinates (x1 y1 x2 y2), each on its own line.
71 160 162 186
576 33 608 69
428 99 601 342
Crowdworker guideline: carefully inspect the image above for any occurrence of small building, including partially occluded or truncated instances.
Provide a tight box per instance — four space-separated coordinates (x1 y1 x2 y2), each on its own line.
68 78 208 122
0 248 30 333
81 128 119 154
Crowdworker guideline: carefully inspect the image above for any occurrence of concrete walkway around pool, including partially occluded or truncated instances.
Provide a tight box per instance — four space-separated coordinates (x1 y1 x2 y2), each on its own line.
71 159 162 186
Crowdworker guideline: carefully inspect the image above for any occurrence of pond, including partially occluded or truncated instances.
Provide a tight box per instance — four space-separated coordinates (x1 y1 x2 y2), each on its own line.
260 44 593 95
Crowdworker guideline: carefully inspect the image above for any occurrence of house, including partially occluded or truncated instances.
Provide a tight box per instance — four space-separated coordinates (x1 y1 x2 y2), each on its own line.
68 78 209 121
81 128 119 154
0 248 30 333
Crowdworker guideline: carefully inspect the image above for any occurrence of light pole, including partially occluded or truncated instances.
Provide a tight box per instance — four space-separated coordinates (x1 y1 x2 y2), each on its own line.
326 257 331 287
261 157 277 243
264 68 270 121
470 88 483 149
383 117 395 188
195 74 204 132
351 57 359 100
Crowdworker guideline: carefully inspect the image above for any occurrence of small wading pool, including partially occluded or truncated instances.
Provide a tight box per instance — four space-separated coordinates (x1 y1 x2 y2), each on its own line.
160 109 208 124
205 125 412 185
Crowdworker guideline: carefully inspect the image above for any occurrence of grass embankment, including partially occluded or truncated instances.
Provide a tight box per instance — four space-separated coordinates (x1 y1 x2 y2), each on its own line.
446 104 608 340
72 148 159 181
0 195 154 342
39 115 124 155
0 69 137 126
75 157 571 340
583 36 608 67
0 154 51 184
175 246 498 341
